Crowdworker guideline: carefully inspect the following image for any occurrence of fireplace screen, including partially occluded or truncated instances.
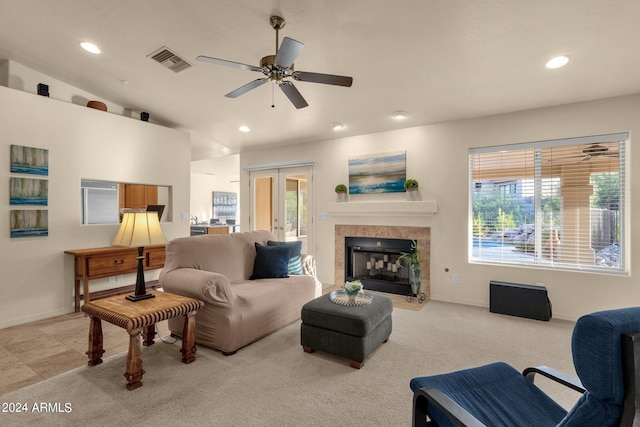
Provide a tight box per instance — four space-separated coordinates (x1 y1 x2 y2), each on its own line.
345 237 414 295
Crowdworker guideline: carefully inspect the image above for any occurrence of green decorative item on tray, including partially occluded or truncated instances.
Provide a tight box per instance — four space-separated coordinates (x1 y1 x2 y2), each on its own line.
343 280 363 301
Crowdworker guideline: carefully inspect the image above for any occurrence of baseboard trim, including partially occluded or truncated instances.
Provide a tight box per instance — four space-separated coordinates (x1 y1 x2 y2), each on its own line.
0 307 71 329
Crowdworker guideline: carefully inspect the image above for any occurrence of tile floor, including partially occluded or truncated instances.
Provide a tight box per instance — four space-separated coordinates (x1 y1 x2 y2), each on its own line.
0 311 169 396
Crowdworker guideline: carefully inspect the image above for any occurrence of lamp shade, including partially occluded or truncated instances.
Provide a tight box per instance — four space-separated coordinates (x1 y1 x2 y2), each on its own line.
113 212 166 248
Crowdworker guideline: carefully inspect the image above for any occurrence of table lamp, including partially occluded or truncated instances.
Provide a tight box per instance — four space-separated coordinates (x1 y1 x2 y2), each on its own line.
113 212 166 301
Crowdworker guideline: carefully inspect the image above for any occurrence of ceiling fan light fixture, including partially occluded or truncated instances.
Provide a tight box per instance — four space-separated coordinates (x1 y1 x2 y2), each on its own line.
196 15 352 109
545 55 570 69
238 125 250 132
80 42 101 54
392 110 408 120
330 122 344 131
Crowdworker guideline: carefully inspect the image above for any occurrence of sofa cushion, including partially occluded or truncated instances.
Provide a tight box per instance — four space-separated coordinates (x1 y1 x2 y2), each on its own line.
268 240 303 275
250 243 291 279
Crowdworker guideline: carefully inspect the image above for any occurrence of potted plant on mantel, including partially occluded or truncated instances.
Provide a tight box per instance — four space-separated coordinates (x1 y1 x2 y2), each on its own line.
404 179 419 201
335 184 348 202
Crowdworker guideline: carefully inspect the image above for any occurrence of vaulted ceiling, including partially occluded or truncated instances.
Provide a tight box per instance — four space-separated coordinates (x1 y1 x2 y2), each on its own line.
1 1 639 161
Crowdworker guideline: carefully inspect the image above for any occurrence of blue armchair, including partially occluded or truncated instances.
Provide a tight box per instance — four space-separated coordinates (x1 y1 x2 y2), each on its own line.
410 307 640 426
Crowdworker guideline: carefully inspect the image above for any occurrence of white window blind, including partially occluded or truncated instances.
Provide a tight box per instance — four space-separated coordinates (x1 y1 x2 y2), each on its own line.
470 133 627 274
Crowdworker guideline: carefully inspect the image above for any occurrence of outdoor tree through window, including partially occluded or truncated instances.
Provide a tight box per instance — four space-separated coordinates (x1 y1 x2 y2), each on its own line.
469 133 627 274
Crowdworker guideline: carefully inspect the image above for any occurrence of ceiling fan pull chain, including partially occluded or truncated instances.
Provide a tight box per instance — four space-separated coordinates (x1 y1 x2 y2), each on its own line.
271 82 275 108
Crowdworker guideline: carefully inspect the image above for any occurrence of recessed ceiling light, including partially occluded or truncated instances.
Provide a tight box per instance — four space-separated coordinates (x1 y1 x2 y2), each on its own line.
392 110 408 120
80 42 101 54
239 125 250 132
545 55 570 69
330 122 344 131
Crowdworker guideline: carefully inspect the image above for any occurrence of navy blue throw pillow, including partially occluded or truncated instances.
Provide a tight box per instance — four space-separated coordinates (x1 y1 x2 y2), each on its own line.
267 240 303 275
250 243 291 280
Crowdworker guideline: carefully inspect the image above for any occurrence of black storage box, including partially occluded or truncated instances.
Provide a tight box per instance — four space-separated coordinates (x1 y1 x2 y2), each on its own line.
490 281 551 321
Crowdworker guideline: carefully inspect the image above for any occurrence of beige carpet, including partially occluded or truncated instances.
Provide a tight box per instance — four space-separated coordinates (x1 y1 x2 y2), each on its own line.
0 301 579 426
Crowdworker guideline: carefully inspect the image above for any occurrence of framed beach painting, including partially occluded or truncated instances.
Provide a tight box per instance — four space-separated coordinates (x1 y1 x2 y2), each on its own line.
10 209 48 238
10 145 49 176
10 177 48 205
348 150 406 194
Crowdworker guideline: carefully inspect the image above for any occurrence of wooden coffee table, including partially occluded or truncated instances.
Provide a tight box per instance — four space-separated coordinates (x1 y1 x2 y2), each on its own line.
81 290 203 390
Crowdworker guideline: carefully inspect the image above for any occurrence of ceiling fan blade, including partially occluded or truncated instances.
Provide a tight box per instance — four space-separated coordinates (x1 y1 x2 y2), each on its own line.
225 78 270 98
196 55 263 73
280 81 308 109
293 71 353 87
274 37 304 69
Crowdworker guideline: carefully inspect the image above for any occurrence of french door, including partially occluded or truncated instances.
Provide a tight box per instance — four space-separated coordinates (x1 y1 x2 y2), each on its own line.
249 166 313 254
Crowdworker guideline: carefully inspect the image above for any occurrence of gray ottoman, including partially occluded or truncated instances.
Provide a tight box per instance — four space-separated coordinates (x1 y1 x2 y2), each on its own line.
300 293 393 368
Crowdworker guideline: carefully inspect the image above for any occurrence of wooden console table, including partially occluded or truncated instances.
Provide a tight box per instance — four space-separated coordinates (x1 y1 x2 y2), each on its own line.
65 245 166 312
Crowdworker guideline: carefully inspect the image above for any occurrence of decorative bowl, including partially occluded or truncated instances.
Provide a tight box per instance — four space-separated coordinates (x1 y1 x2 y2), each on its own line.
86 100 107 111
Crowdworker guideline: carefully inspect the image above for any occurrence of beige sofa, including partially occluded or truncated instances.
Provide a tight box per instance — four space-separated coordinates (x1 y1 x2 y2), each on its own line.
159 230 322 354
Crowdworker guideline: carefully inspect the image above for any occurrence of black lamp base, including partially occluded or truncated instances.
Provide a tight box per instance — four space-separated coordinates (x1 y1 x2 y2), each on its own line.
126 246 156 302
126 292 155 302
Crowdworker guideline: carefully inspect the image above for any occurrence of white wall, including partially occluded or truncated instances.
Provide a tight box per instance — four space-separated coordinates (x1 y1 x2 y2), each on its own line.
0 85 191 328
240 93 640 321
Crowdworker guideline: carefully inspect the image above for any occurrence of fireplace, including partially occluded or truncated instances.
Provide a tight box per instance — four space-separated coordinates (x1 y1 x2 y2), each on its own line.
345 236 414 295
334 224 430 301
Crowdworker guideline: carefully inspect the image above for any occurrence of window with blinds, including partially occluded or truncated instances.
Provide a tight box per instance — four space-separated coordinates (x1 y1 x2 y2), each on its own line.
469 133 627 274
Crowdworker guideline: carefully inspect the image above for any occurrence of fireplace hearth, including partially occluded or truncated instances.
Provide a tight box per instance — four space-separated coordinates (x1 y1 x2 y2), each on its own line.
345 236 414 295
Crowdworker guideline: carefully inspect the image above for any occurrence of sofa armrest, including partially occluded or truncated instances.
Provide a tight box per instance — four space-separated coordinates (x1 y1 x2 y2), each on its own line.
301 254 317 277
160 268 236 308
301 254 323 298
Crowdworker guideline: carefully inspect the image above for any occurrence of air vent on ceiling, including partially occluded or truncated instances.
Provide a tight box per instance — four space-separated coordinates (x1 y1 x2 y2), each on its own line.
148 46 192 73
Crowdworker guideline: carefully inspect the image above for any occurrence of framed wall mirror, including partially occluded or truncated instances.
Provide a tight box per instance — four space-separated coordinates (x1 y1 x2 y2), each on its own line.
81 179 172 224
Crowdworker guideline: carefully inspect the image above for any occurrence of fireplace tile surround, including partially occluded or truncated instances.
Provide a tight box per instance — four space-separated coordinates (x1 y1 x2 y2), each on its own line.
335 224 430 301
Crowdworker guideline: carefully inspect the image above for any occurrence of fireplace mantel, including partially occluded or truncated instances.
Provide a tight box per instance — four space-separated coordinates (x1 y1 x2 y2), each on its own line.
328 200 437 217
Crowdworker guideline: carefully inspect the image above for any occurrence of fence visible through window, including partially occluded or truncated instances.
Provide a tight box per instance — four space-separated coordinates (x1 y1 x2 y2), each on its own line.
469 133 627 274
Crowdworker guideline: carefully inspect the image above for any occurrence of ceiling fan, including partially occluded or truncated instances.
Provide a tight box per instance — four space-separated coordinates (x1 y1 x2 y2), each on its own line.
579 143 619 162
196 15 353 109
544 143 620 164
